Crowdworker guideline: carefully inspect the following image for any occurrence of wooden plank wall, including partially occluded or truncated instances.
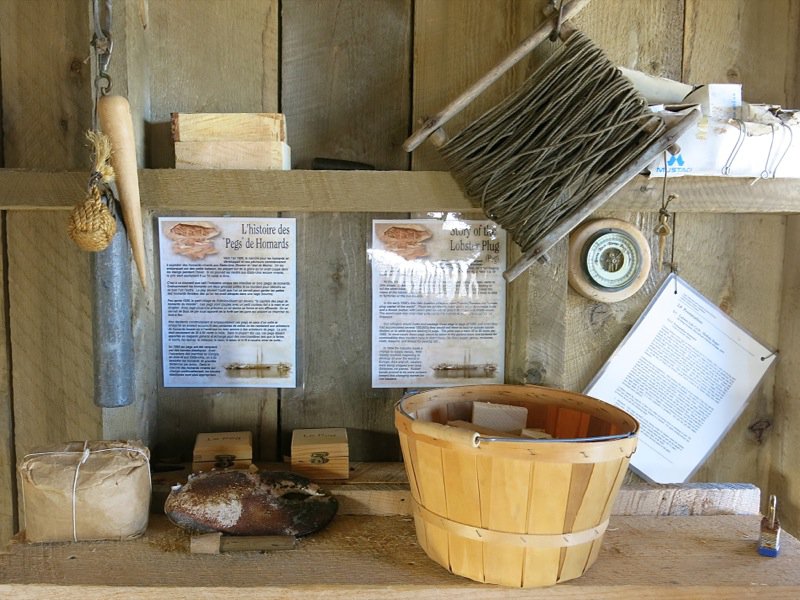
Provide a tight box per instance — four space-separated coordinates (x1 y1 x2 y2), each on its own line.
146 0 281 462
279 0 411 461
0 0 100 543
1 0 800 541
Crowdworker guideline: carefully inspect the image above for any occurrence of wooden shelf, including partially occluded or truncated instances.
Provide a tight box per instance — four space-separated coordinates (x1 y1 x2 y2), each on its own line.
1 514 798 598
1 168 800 214
0 464 789 597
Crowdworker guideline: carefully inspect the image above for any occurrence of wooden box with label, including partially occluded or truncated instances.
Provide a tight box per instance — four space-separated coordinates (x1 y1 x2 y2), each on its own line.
192 431 253 473
291 428 349 480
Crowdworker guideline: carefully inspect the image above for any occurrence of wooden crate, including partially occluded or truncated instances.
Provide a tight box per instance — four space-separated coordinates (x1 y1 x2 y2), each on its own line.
291 428 349 480
192 431 253 473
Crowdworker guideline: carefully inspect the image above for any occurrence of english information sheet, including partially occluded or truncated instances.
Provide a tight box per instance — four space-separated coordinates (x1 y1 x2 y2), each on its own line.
370 218 506 388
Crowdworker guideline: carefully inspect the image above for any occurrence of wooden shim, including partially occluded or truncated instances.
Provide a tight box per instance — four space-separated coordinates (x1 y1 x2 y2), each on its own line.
174 141 291 170
471 402 527 433
172 113 287 142
4 170 800 214
191 532 296 554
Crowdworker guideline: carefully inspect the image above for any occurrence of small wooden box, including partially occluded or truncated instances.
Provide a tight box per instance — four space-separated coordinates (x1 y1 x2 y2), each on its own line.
291 428 349 480
192 431 253 473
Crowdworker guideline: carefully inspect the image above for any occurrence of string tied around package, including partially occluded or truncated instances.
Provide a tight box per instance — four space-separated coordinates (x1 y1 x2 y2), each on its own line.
438 31 664 274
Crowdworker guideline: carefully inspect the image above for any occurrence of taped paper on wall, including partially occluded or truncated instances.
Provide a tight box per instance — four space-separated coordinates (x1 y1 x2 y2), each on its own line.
369 216 506 388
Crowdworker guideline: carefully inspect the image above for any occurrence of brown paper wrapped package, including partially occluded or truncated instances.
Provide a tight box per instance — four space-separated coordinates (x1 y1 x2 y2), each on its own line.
18 440 151 543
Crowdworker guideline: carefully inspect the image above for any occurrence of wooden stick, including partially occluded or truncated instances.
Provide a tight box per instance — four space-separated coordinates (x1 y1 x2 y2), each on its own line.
98 95 147 288
402 0 593 152
190 531 297 554
503 107 701 282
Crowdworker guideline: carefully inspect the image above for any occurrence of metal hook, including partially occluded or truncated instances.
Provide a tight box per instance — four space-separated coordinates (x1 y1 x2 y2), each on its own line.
549 0 565 42
91 0 113 96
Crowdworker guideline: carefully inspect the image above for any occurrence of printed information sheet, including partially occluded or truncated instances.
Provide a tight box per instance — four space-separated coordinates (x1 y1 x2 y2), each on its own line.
585 274 776 483
159 217 296 388
370 217 506 388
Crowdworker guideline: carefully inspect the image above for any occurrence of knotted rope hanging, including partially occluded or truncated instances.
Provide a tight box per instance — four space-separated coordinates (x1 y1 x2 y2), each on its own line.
438 30 665 258
68 130 117 251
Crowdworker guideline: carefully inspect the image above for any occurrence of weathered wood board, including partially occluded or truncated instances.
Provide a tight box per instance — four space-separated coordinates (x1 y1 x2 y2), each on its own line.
0 0 97 542
281 0 411 170
144 0 279 167
6 211 102 469
280 1 412 461
2 0 800 545
279 212 403 461
143 1 280 460
0 214 13 549
775 215 800 539
2 514 800 598
411 0 548 172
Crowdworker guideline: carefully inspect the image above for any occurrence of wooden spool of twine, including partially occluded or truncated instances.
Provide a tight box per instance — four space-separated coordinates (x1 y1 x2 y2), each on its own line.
68 131 117 251
438 30 664 266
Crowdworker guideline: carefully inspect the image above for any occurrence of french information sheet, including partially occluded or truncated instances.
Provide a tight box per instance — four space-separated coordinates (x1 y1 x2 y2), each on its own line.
159 217 296 388
370 218 506 388
585 274 775 483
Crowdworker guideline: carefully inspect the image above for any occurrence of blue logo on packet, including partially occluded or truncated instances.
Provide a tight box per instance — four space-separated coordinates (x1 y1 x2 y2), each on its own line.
667 153 685 167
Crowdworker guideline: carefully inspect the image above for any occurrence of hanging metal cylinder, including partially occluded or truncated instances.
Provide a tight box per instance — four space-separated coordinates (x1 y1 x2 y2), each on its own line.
91 198 135 408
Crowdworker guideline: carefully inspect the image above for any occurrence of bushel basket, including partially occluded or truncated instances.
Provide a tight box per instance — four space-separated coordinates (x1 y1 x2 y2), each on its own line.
394 384 638 587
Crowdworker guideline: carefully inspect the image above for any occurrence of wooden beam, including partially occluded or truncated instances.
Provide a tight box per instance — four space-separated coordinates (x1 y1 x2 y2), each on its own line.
1 514 798 597
2 169 800 213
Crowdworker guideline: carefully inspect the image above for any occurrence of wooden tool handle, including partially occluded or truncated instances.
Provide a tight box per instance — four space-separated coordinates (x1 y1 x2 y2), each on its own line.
402 0 593 152
410 419 480 448
98 95 147 288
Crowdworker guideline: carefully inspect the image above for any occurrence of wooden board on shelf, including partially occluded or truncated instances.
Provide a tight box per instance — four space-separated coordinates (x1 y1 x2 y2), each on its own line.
1 514 798 598
2 170 800 214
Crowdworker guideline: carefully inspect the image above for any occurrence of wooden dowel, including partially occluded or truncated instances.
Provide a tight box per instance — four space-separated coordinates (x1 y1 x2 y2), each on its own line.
402 0 593 152
503 108 701 282
98 95 147 288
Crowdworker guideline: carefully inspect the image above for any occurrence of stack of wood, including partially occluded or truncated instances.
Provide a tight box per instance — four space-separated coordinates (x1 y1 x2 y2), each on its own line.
172 112 290 170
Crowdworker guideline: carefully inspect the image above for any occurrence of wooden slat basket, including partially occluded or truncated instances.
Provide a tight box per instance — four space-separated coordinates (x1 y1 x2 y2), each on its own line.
394 384 639 587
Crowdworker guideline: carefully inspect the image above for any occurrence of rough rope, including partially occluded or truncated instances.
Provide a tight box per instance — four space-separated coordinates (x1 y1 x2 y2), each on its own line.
439 31 665 256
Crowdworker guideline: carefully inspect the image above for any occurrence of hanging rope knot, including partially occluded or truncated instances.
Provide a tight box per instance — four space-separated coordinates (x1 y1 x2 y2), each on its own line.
68 130 117 252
